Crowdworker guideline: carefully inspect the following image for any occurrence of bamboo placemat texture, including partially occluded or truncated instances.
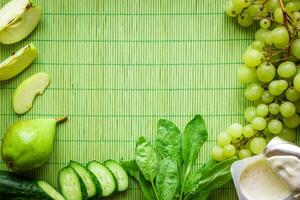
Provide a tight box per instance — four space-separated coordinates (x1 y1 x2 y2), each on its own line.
0 0 283 199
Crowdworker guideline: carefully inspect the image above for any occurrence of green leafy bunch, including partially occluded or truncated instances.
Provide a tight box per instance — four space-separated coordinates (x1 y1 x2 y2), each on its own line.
121 115 237 200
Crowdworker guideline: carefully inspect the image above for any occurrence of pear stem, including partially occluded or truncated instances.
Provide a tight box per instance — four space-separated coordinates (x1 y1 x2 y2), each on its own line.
55 116 68 123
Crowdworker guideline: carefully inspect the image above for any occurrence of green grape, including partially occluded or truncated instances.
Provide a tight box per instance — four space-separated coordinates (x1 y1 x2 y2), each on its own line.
291 39 300 59
231 137 241 144
269 103 280 115
261 90 274 104
237 65 256 83
294 100 300 113
283 113 300 128
274 8 283 23
260 18 271 29
280 101 296 118
255 28 268 42
232 0 252 9
227 123 243 138
243 124 256 138
252 40 265 51
264 0 280 11
286 2 300 14
212 146 226 162
251 117 267 130
242 48 263 68
278 126 296 142
250 137 267 154
238 12 254 27
225 0 242 17
268 80 288 96
267 119 283 134
217 131 232 147
293 12 300 26
247 4 264 17
256 62 276 82
285 87 300 102
271 26 289 47
245 83 264 101
274 41 289 50
244 106 257 122
256 104 269 117
223 144 237 158
294 74 300 92
277 61 296 78
238 149 252 159
264 31 273 46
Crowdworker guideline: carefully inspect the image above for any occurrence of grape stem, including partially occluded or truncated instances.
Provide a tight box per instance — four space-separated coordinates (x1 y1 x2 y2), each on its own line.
278 0 292 31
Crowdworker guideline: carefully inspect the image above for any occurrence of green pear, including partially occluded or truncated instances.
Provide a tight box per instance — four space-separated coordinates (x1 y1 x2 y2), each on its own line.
1 117 67 171
0 0 42 44
0 43 38 80
13 72 50 114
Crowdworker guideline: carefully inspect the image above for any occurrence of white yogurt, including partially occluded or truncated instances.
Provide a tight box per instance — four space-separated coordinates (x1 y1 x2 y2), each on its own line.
239 157 291 200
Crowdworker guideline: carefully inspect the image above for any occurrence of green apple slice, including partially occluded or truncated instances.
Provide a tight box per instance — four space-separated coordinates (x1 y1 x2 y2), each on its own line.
0 43 37 80
0 0 42 44
13 72 50 114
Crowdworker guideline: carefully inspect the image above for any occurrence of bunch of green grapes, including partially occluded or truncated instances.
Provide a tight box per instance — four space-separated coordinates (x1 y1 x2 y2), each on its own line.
225 0 300 28
212 0 300 161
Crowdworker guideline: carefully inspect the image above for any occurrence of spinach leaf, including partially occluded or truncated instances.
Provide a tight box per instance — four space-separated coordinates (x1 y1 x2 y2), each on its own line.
120 160 156 200
182 115 208 164
155 119 182 165
189 172 232 200
183 160 216 193
135 136 158 182
184 157 237 198
155 158 179 200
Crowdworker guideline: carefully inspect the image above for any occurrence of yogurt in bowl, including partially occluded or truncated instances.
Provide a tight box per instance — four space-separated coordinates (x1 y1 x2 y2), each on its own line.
231 137 300 200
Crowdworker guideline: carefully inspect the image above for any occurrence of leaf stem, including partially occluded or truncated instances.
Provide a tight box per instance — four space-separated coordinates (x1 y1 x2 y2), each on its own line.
179 163 192 200
150 180 160 200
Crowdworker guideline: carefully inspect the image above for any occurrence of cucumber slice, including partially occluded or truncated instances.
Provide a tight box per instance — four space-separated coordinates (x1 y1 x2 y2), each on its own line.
37 181 65 200
69 161 101 199
104 160 129 192
59 167 87 200
87 161 117 197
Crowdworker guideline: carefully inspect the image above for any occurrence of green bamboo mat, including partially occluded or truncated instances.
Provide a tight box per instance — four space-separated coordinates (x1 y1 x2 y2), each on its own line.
0 0 263 199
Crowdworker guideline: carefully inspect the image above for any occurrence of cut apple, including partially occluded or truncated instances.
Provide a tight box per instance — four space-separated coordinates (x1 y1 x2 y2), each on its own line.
0 0 42 44
13 72 50 114
0 43 37 80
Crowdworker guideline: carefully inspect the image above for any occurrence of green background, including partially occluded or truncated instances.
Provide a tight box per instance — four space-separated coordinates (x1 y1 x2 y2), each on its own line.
0 0 259 199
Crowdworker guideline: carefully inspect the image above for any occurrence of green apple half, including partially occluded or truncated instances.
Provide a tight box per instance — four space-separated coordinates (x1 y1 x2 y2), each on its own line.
0 0 42 44
0 43 37 80
13 72 50 114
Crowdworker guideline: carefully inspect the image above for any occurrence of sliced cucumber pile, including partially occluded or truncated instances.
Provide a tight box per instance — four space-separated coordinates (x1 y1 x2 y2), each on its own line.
0 160 128 200
59 167 88 200
70 161 101 199
87 161 117 197
57 160 128 200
